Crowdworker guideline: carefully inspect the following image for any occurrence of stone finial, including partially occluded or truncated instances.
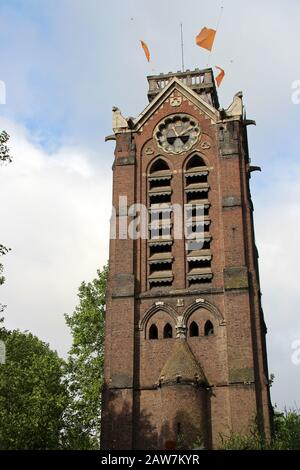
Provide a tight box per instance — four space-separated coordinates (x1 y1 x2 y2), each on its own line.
225 91 243 117
112 106 128 133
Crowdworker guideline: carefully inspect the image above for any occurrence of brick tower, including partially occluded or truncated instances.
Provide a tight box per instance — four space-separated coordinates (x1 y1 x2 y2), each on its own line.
101 68 272 450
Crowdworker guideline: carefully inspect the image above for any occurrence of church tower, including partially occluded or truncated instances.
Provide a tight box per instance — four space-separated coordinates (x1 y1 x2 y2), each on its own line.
101 68 272 450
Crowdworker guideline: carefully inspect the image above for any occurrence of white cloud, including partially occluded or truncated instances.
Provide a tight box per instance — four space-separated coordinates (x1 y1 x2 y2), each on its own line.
0 117 111 357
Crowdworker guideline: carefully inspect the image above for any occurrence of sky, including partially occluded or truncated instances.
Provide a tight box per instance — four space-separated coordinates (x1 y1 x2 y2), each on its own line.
0 0 300 410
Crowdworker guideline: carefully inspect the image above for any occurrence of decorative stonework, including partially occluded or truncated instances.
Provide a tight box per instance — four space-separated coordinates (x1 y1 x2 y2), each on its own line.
170 96 182 107
175 315 186 338
154 114 201 155
145 147 154 155
201 141 211 150
112 106 128 133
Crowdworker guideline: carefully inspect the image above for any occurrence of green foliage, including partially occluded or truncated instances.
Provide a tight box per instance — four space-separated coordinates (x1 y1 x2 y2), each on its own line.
0 246 8 313
62 265 107 449
272 409 300 450
0 131 12 164
219 422 268 450
0 131 12 313
219 410 300 450
0 322 67 449
0 245 10 294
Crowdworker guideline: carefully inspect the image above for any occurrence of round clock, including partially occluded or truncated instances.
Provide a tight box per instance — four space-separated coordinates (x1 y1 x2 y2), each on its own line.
154 114 201 154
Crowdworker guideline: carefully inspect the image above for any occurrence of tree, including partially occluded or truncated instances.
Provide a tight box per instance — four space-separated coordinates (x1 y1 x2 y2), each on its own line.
272 408 300 450
63 265 107 449
218 409 300 450
0 131 11 313
0 131 12 164
0 321 67 449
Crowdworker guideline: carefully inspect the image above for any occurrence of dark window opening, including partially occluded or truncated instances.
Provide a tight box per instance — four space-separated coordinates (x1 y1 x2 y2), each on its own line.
150 244 172 256
202 240 211 250
150 262 172 274
185 173 208 185
204 320 214 336
149 178 171 190
186 190 208 204
163 323 173 339
188 277 212 287
149 158 170 175
150 193 171 204
189 321 199 337
188 259 211 270
150 279 173 290
149 324 158 340
186 154 206 171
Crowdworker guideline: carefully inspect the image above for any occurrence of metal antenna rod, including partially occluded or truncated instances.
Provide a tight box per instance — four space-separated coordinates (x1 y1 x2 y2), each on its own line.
180 23 185 72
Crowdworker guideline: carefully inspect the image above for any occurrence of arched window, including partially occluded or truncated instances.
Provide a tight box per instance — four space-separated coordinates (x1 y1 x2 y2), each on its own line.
149 324 158 340
185 154 206 171
148 157 173 290
149 158 170 175
189 321 199 337
163 323 173 339
204 320 214 336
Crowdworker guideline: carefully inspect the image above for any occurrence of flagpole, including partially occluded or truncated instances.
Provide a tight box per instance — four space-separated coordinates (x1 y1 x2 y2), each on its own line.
207 4 224 67
180 23 185 72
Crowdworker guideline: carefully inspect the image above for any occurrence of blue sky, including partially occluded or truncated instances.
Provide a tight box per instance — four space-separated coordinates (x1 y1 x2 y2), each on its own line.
0 0 300 410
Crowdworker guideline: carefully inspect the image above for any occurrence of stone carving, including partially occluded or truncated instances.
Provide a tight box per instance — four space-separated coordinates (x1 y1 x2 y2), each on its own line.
201 141 211 150
175 315 186 339
170 96 182 107
145 147 154 155
112 106 128 133
225 91 243 118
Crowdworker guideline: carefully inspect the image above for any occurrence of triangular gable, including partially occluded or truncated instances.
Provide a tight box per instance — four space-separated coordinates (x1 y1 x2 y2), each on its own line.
159 339 207 385
133 77 219 131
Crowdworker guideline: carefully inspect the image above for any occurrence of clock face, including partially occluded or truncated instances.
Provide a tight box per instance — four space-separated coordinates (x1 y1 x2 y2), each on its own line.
154 114 201 154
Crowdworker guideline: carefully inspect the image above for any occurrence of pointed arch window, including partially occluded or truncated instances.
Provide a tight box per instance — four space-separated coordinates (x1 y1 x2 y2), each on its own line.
149 158 170 174
189 321 199 337
184 153 212 287
204 320 214 336
163 323 173 339
186 154 206 171
149 324 158 340
148 157 174 289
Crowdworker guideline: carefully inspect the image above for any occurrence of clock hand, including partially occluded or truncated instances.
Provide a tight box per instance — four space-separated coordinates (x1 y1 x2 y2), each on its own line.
171 126 179 137
178 125 193 137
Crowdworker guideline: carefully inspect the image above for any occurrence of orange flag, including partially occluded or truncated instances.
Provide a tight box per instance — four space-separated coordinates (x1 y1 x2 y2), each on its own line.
195 27 216 51
140 40 150 62
215 66 225 87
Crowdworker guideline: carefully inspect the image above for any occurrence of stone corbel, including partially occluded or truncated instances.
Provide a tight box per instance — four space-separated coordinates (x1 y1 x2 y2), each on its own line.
175 315 187 339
